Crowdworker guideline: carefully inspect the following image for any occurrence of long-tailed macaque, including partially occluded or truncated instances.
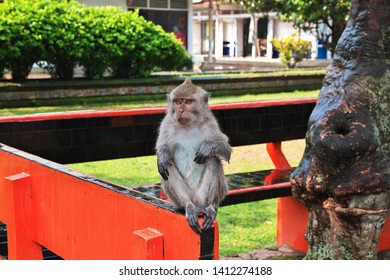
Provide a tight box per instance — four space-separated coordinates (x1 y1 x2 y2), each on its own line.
156 78 232 234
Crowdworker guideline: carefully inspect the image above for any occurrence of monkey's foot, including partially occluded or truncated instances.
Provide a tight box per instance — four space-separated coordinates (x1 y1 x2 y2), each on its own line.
185 203 202 234
185 204 217 234
200 206 216 232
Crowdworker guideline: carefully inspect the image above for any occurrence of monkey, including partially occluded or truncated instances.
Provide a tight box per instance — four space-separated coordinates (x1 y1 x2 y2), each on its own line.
156 77 232 234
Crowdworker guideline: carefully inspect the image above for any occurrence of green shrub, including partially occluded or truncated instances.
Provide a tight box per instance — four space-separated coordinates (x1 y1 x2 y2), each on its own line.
0 0 45 82
271 33 312 68
107 10 191 78
148 22 193 73
0 0 192 81
77 6 122 80
37 0 89 80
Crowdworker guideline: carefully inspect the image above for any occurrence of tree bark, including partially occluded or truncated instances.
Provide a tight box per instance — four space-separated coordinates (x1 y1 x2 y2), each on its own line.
291 0 390 260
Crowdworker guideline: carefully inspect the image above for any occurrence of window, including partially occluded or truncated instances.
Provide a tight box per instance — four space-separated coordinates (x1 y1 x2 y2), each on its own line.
150 0 168 8
128 0 188 49
129 0 188 10
130 0 147 7
171 0 188 9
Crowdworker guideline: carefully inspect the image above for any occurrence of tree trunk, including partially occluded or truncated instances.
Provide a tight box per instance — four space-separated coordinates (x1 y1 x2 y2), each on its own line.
291 0 390 260
329 18 347 57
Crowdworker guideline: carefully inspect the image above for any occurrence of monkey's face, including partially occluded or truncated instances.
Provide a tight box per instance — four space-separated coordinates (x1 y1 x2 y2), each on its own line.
172 97 199 126
168 78 209 126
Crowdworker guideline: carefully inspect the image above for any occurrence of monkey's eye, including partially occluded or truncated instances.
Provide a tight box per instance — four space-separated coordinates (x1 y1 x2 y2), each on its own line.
184 99 194 105
173 99 183 105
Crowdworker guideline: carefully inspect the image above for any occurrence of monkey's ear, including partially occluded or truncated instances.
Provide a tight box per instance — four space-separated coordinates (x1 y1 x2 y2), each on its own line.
166 93 171 102
204 92 211 103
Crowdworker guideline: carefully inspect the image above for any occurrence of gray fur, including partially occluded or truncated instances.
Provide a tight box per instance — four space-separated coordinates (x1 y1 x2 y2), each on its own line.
156 78 232 233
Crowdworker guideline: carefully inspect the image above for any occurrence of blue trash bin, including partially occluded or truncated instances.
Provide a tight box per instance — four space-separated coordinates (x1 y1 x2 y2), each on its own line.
223 41 236 57
317 41 327 59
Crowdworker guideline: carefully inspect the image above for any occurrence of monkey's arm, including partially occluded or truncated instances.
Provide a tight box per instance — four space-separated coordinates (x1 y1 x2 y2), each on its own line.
194 118 231 163
156 144 173 180
156 117 176 180
214 135 232 162
194 135 232 164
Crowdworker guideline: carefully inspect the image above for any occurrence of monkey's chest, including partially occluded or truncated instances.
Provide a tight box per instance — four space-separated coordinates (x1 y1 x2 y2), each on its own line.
173 138 205 183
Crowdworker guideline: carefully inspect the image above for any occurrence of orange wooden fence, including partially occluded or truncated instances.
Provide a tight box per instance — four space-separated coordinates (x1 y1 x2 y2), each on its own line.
2 142 390 259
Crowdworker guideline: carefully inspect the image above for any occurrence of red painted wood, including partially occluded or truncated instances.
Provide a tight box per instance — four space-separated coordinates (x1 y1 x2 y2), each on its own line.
0 108 166 123
210 98 317 111
5 173 43 260
132 228 164 260
264 169 291 186
0 146 213 260
227 182 291 196
266 142 292 171
276 197 308 253
379 217 390 251
264 142 291 185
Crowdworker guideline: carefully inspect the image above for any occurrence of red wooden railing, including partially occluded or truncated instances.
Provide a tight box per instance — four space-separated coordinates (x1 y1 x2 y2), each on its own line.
0 144 218 260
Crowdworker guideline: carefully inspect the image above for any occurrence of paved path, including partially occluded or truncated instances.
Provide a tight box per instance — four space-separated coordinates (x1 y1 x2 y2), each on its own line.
222 245 305 260
222 245 390 260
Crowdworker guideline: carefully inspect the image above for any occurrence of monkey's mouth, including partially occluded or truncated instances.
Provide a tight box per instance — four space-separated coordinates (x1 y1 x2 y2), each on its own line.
178 117 191 125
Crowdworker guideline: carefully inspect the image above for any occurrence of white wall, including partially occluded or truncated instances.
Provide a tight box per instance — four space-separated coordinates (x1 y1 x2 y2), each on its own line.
223 20 236 42
192 21 202 54
273 20 296 38
266 17 274 59
236 19 244 57
215 19 224 57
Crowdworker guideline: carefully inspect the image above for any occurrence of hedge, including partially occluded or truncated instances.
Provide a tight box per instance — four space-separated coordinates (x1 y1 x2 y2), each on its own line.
0 0 192 82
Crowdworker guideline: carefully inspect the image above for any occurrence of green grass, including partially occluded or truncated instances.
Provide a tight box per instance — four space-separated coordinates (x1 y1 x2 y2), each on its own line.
0 89 319 116
218 201 277 256
68 140 307 257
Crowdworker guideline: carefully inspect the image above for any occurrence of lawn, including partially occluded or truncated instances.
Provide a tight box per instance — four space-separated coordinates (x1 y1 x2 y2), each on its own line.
68 139 307 257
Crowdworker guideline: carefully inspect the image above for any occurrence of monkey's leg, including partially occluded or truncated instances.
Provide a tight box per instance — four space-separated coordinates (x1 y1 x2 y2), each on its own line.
193 158 227 232
163 164 203 234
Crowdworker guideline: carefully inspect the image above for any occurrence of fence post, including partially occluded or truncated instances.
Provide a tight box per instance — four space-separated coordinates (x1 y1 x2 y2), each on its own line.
265 142 292 184
6 172 42 260
132 228 164 260
266 142 291 170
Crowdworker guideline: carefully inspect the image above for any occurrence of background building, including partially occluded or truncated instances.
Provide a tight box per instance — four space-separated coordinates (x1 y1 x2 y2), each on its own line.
192 1 327 60
78 0 330 61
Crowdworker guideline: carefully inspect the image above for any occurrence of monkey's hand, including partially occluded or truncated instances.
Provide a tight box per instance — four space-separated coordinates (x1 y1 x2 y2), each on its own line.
201 205 217 232
157 151 173 180
194 142 216 164
185 202 202 234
